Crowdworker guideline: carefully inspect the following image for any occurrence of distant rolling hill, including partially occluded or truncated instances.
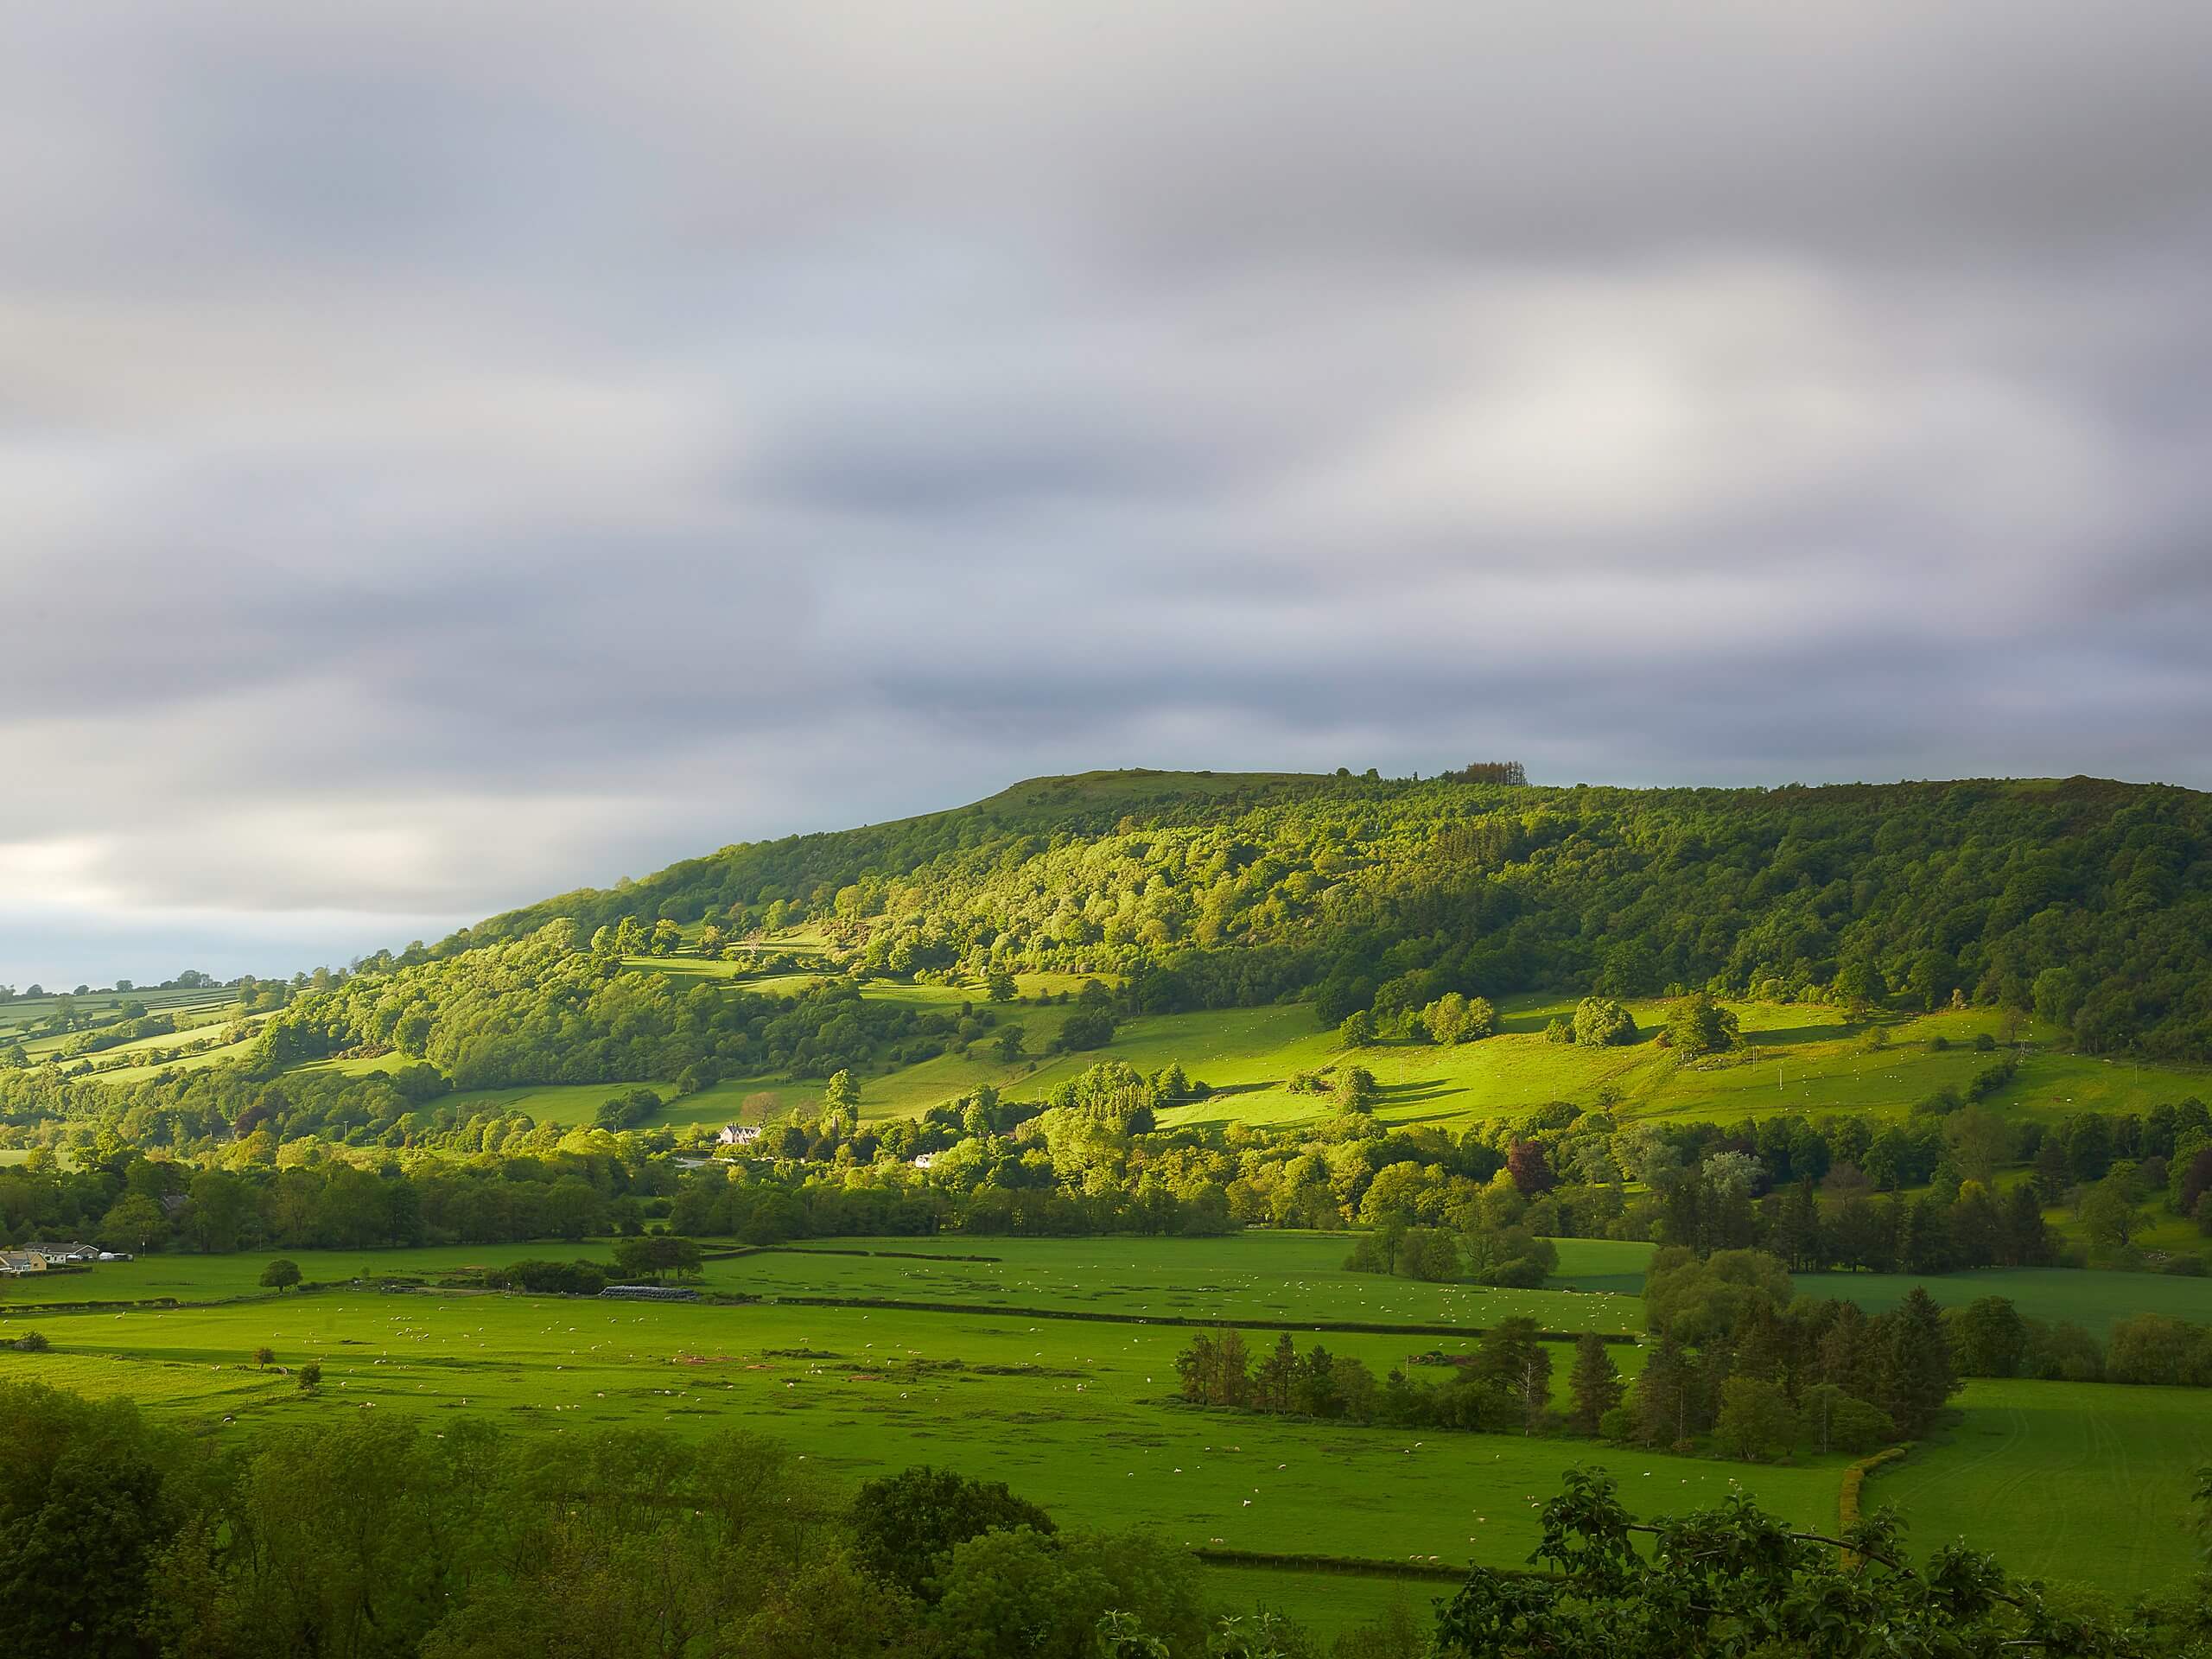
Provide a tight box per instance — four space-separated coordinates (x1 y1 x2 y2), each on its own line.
424 769 2211 1062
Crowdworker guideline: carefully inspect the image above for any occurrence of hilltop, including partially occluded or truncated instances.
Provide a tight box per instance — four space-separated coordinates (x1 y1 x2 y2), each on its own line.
410 768 2209 1061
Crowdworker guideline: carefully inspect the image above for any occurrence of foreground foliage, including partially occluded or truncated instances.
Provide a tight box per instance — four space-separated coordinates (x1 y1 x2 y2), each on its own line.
1435 1466 2212 1658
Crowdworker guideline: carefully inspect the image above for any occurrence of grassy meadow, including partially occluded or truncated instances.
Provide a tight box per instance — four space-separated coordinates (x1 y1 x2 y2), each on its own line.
1 1228 2205 1621
293 965 2211 1142
1795 1267 2212 1336
0 1242 1810 1632
1865 1378 2212 1595
696 1233 1647 1338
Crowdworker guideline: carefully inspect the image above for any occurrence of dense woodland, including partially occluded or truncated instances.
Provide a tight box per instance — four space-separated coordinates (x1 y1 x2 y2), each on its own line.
412 772 2212 1059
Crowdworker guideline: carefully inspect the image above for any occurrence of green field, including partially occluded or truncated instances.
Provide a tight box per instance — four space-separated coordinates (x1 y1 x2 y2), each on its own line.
1871 1379 2212 1594
291 987 2209 1146
702 1233 1646 1338
3 1227 2204 1624
1801 1267 2212 1336
0 1247 1834 1635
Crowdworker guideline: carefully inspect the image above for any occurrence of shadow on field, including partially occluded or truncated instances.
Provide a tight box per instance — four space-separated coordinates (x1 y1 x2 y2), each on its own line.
1373 1081 1458 1107
1744 1020 1864 1048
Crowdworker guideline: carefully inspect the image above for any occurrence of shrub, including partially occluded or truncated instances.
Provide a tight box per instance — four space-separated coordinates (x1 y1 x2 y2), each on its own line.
1572 997 1637 1047
8 1331 50 1353
595 1087 664 1131
487 1259 611 1295
1396 1228 1461 1281
1836 1446 1910 1538
1058 1008 1116 1051
1661 994 1738 1058
849 1466 1055 1600
259 1258 302 1292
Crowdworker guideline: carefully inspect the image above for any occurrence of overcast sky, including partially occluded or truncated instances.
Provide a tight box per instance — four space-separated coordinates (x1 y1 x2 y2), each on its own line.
4 2 2210 987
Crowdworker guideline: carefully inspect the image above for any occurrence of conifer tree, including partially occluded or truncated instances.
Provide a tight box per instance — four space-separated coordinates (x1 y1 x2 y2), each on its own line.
1876 1285 1957 1435
1567 1333 1624 1434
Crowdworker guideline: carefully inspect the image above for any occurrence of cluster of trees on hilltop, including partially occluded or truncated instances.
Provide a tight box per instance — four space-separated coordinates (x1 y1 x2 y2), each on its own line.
413 773 2212 1059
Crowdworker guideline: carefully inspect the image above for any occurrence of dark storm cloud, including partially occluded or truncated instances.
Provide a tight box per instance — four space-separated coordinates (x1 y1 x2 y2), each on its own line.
3 0 2211 984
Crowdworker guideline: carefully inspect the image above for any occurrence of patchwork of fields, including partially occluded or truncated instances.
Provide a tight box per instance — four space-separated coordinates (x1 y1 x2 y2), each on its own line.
3 1229 2205 1627
258 973 2207 1138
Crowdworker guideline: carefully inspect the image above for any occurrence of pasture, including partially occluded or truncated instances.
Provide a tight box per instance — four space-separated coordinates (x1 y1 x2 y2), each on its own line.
1871 1378 2212 1595
698 1232 1647 1338
1800 1267 2212 1336
1 1230 2206 1623
285 982 2209 1147
0 1255 1828 1634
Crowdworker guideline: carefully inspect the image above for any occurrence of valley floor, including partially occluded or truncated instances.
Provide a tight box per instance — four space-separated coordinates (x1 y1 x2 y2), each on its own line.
4 1230 2205 1628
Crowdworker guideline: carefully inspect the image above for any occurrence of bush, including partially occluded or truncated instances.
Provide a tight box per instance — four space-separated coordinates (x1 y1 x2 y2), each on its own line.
1572 997 1637 1047
1597 1404 1634 1443
595 1087 664 1131
849 1466 1055 1600
1396 1228 1462 1281
487 1259 611 1295
1333 1065 1378 1113
1058 1008 1116 1051
2105 1313 2212 1387
8 1331 50 1353
259 1258 302 1292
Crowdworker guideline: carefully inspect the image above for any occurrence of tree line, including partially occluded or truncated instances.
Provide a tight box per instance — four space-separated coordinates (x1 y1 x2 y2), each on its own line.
1178 1254 1961 1465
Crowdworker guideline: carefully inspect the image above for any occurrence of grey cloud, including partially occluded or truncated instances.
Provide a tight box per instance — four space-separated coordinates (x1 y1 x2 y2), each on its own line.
2 1 2210 984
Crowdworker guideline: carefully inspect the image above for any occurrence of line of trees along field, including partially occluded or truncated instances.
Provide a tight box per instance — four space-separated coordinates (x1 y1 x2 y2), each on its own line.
1177 1262 1959 1458
4 1052 2209 1281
